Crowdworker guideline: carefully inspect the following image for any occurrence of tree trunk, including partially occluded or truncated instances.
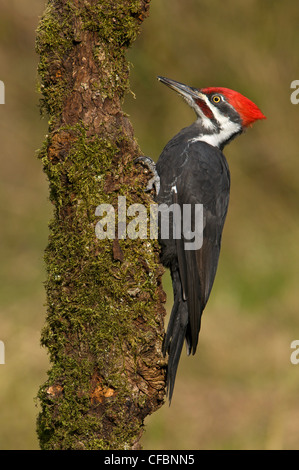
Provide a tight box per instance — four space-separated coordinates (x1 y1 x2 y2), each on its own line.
36 0 166 450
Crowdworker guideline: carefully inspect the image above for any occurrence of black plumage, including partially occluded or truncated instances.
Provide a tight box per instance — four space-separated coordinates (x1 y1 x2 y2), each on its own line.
140 76 265 402
156 122 230 401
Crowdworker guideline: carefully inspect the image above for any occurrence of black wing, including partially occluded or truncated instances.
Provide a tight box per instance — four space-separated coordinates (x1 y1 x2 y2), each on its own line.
157 136 230 400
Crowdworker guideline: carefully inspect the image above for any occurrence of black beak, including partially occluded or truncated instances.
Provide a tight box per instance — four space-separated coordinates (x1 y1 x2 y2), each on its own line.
157 76 206 101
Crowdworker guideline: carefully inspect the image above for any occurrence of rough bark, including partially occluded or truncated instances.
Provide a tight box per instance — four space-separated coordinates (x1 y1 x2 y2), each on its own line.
35 0 166 450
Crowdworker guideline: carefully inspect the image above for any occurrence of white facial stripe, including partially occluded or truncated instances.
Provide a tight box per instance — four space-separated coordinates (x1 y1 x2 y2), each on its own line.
189 117 241 148
177 90 215 131
191 94 242 148
194 106 215 131
193 93 216 131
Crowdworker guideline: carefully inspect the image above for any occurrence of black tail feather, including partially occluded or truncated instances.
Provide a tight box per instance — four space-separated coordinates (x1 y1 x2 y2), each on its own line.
163 300 188 403
162 295 179 357
163 269 189 403
162 265 204 402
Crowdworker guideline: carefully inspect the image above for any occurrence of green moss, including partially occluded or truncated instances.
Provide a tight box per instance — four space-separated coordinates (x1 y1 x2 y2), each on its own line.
37 124 162 449
35 3 73 117
36 0 164 451
36 0 143 117
38 123 117 209
80 0 141 46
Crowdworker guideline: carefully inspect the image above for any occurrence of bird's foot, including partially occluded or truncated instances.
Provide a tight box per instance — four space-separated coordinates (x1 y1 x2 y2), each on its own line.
135 156 160 195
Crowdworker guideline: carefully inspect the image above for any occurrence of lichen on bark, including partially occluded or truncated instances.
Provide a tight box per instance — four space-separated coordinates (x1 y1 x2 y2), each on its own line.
36 0 166 450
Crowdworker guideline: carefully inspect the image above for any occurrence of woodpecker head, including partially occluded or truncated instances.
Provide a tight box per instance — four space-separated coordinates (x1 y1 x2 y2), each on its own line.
158 76 266 149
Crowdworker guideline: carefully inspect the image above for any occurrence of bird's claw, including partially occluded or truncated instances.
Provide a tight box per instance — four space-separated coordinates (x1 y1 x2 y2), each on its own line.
135 156 160 195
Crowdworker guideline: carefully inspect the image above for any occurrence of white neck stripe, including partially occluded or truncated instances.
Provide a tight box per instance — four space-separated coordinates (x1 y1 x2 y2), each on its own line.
190 95 242 148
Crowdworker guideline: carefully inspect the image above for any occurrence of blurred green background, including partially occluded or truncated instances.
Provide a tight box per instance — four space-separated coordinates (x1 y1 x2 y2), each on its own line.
1 0 299 450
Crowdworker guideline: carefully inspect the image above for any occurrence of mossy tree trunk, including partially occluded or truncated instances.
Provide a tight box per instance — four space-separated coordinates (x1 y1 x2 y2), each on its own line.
36 0 166 450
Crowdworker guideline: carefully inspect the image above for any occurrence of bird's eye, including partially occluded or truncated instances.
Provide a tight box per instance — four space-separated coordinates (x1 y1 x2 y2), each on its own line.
212 95 222 104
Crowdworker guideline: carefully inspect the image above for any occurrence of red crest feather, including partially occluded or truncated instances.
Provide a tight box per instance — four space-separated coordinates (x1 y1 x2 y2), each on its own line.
201 87 266 127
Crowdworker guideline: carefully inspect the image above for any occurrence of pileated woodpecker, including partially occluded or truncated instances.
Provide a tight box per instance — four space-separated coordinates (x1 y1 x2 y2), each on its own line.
138 77 265 402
